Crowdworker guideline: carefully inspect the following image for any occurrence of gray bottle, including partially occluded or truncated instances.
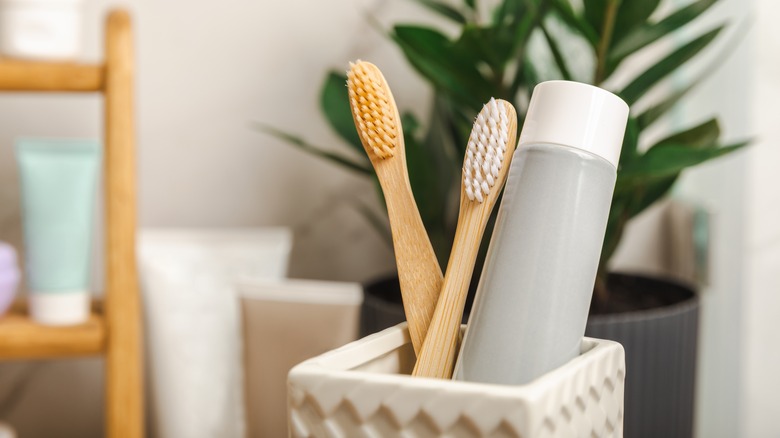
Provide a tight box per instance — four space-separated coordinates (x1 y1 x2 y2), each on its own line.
453 81 629 385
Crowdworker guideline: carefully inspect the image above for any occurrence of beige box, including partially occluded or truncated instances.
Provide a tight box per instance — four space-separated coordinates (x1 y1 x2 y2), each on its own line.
241 279 363 438
288 323 625 438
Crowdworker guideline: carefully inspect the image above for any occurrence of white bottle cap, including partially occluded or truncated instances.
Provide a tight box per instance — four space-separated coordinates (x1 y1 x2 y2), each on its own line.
519 80 629 168
29 290 90 326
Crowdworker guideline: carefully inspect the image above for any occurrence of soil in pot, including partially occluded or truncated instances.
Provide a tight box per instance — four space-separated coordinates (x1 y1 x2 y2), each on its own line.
591 272 696 315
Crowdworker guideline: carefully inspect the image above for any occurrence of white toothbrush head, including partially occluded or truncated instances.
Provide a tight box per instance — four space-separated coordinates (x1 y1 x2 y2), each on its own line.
347 60 399 160
463 98 511 203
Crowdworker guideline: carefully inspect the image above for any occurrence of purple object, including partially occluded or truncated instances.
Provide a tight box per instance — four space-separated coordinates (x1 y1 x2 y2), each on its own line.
0 242 20 316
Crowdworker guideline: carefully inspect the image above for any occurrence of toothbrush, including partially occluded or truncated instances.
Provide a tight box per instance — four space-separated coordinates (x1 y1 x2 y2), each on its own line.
413 98 517 379
347 60 444 355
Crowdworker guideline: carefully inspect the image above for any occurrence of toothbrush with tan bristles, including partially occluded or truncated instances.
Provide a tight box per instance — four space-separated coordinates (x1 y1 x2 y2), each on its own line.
413 98 517 379
347 60 444 355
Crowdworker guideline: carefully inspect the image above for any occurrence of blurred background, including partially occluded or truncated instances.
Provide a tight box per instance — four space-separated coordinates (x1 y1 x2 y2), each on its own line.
0 0 776 437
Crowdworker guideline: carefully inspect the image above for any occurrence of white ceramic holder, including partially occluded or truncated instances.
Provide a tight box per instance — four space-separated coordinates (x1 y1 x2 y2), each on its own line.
288 323 625 438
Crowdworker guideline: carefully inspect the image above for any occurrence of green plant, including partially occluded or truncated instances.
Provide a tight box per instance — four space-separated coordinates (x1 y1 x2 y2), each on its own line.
261 0 746 308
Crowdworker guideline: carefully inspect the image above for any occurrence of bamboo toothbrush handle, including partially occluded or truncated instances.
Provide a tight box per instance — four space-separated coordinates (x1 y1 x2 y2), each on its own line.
346 60 444 355
413 204 489 378
376 162 444 355
413 97 517 378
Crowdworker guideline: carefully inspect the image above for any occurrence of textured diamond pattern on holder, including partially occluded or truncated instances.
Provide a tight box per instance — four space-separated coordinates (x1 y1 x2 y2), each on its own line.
288 323 625 438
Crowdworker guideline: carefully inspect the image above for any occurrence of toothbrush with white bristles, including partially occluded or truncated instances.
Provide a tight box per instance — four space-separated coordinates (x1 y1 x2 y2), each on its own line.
347 60 444 355
413 98 518 379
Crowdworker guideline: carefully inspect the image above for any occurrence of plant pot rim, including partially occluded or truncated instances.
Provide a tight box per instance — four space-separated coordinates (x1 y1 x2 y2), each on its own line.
609 270 697 292
589 294 698 325
363 271 700 325
592 271 699 324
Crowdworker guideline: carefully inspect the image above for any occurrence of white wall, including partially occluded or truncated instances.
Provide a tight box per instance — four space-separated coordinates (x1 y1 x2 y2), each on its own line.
743 0 780 436
671 1 751 436
128 0 449 283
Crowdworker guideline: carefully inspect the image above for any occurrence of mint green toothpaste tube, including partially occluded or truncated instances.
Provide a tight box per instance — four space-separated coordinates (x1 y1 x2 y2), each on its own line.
17 138 100 325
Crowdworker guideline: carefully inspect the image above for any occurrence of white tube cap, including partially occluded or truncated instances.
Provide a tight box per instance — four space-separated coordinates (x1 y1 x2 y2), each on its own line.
519 80 629 168
29 290 90 326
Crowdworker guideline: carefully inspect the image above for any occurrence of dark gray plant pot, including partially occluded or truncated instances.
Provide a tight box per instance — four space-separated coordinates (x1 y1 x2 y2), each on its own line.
360 273 699 438
359 276 406 339
586 275 699 438
360 276 476 339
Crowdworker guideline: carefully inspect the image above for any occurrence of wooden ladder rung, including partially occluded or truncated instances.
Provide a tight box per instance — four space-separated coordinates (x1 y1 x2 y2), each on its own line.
0 308 106 359
0 59 104 92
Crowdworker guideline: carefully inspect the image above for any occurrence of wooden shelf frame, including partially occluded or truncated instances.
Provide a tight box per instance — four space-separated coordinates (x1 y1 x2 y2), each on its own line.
0 10 143 438
0 60 104 91
0 310 105 359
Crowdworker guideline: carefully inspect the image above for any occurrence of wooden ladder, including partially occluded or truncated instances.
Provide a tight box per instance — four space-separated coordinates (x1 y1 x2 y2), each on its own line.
0 9 143 438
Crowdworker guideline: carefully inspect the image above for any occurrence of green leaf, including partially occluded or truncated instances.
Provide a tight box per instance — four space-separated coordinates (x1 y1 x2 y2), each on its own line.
583 0 608 35
619 141 747 182
426 94 470 165
609 0 718 67
603 170 679 264
602 189 633 268
502 6 543 98
584 0 661 45
636 81 698 130
627 175 679 218
320 72 363 154
454 24 505 71
405 125 444 226
540 21 572 80
463 0 475 9
411 0 467 24
254 123 372 175
422 94 466 262
401 111 420 134
393 25 491 109
654 118 720 148
492 0 519 27
491 0 542 67
550 0 599 48
619 25 724 105
618 117 640 169
636 17 747 129
507 1 542 63
612 0 662 43
510 54 540 96
402 107 453 257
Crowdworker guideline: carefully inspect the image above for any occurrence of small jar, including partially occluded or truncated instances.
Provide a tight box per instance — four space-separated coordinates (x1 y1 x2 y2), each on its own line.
0 0 85 60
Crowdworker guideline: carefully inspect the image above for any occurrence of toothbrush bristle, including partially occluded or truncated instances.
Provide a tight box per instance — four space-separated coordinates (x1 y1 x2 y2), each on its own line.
347 61 397 159
463 98 509 203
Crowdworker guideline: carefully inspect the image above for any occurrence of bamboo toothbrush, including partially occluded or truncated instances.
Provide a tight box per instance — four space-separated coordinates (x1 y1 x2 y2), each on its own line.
347 60 444 355
413 98 517 379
